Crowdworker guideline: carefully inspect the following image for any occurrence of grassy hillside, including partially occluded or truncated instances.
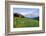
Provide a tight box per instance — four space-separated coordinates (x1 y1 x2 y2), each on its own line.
13 17 39 28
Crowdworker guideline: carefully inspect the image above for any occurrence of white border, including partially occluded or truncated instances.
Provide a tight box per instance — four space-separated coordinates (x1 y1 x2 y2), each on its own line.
10 5 42 32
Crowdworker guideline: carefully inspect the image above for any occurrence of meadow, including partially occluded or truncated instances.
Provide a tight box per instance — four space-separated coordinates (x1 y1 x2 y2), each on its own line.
13 17 39 28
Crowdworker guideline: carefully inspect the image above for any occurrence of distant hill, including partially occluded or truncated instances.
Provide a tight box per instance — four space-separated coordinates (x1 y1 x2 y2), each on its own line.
14 13 39 21
14 13 24 18
33 17 39 21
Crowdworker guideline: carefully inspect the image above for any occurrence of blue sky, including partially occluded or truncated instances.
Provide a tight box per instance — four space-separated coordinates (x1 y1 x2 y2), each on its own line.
13 8 39 18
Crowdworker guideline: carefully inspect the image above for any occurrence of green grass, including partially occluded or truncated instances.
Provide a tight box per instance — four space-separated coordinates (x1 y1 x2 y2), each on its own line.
13 17 39 28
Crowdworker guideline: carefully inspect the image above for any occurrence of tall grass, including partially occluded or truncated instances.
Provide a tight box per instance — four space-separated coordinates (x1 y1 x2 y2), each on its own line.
13 17 39 28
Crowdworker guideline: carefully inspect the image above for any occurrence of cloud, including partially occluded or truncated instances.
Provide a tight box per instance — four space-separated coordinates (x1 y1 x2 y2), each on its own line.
13 8 39 18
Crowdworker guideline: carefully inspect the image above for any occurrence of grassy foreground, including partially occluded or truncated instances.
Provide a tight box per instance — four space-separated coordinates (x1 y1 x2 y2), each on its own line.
13 17 39 28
